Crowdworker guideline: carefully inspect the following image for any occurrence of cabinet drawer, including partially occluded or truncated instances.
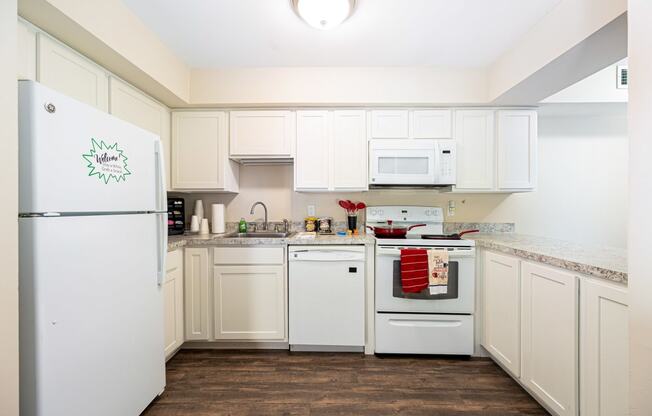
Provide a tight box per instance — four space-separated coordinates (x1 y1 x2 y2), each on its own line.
375 313 474 355
213 247 284 265
166 249 182 272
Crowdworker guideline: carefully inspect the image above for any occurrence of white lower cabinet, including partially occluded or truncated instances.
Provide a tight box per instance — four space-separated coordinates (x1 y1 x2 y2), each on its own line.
521 261 578 416
482 251 521 376
164 250 184 359
580 278 629 416
213 265 286 340
184 248 211 340
212 247 287 341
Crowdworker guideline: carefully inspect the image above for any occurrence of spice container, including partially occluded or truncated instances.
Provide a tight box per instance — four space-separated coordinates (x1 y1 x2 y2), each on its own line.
317 217 333 234
304 217 317 232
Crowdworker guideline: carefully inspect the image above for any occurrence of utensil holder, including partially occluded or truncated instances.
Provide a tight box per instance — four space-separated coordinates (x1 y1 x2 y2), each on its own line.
347 214 357 232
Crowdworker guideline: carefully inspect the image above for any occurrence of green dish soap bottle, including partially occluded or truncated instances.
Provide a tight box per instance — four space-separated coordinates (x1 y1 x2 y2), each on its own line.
238 217 247 233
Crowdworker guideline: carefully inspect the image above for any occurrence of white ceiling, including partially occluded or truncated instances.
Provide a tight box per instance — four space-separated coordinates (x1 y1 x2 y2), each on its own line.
122 0 562 69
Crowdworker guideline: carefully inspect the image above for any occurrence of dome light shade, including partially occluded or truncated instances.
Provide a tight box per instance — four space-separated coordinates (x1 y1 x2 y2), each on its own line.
293 0 355 30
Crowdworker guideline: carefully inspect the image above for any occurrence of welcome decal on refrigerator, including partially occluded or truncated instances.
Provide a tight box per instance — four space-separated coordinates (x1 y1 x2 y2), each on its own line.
82 138 131 184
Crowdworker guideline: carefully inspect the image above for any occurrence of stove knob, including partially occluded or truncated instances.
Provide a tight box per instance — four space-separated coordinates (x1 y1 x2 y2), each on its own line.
370 209 378 217
425 209 431 216
378 209 384 216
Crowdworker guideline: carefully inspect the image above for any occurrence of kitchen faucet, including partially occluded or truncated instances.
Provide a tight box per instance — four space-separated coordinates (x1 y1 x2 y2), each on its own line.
250 201 268 231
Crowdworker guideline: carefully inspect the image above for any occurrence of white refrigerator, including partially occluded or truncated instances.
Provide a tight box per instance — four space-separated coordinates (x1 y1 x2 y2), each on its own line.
18 80 167 416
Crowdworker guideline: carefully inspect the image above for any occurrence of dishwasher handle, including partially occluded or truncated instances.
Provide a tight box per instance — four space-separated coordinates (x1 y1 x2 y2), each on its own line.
289 250 365 262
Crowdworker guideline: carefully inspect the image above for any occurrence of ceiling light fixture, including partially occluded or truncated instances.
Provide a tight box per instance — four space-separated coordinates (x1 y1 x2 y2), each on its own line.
292 0 356 30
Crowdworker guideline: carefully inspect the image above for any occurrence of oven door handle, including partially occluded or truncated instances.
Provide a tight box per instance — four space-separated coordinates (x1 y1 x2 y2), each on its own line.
377 247 475 257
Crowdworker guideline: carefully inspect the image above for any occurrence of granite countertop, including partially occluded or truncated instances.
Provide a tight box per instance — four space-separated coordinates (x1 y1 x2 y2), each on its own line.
168 232 375 251
469 233 627 285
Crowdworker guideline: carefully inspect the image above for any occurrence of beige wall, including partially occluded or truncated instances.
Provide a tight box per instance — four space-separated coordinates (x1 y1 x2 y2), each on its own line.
628 1 652 414
178 105 628 248
0 0 20 415
190 67 488 106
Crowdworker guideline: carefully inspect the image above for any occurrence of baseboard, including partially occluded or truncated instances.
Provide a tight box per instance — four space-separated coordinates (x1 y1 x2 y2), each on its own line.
181 341 290 350
290 345 365 353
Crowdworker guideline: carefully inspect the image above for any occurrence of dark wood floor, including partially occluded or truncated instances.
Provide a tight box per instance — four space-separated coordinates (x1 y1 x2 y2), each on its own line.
142 350 548 416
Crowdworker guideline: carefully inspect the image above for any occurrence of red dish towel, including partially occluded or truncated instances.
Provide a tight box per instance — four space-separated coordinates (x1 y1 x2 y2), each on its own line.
400 248 429 293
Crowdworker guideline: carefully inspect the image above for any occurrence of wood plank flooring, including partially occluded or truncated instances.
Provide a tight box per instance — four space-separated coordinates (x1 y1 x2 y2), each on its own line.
142 350 548 416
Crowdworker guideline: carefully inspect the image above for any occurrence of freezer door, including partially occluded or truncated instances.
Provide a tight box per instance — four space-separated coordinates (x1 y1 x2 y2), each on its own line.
19 214 165 416
19 80 160 213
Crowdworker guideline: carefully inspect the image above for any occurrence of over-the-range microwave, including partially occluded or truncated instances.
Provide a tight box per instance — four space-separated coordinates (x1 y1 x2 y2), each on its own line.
369 139 456 188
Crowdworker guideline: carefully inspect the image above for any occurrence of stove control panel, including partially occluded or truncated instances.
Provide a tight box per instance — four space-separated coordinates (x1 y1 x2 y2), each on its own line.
366 206 444 223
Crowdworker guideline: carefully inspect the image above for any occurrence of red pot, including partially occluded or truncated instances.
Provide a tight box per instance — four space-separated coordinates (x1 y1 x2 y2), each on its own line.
366 220 426 238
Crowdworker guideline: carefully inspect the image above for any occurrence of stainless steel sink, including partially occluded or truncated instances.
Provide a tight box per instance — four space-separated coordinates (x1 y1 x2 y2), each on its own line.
223 232 294 239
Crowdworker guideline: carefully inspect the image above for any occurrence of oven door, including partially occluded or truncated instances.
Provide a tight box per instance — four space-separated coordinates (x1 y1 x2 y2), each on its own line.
369 139 437 185
375 245 475 314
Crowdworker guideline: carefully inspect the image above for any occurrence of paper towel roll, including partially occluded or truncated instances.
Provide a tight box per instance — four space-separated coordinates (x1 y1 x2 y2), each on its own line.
211 204 225 234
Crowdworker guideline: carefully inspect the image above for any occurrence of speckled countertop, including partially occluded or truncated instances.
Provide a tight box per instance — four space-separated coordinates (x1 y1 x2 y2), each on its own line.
168 232 375 251
168 230 627 285
469 233 628 285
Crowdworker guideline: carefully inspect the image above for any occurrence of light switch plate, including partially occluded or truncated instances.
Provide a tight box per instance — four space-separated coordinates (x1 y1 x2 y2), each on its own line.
307 205 316 216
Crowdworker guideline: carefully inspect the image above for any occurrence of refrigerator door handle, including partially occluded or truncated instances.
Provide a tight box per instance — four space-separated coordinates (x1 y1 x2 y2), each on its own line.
156 212 167 286
154 139 167 212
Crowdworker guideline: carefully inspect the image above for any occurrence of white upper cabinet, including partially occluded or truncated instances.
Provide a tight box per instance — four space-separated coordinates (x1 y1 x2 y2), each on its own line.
229 111 295 159
295 110 367 192
17 19 36 80
37 33 108 112
109 77 172 190
482 251 521 377
332 110 367 190
454 109 537 193
370 110 409 138
521 261 578 416
410 110 452 138
497 110 537 191
295 111 331 191
454 110 496 191
580 278 629 416
172 111 239 191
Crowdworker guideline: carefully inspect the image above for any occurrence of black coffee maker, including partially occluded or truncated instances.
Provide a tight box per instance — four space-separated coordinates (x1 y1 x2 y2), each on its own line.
167 197 185 235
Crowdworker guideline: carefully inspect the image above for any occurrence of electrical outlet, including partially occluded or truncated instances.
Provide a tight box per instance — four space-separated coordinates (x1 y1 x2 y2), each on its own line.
448 200 456 217
307 205 316 217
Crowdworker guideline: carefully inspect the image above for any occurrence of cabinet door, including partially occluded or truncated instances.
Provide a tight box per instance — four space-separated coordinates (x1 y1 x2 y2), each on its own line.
332 110 368 191
580 278 628 416
229 111 294 158
184 248 210 340
295 111 331 191
521 262 578 416
109 77 172 190
164 250 184 358
454 110 495 190
213 265 286 341
37 34 108 111
497 110 537 190
410 110 452 138
172 111 228 190
482 251 521 376
370 110 409 138
17 19 36 80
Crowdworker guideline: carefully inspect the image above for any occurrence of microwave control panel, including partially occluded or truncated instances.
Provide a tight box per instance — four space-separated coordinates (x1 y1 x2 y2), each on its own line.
437 141 456 184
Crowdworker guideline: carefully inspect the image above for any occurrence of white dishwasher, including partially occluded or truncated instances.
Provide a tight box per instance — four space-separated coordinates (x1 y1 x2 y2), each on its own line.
288 245 365 351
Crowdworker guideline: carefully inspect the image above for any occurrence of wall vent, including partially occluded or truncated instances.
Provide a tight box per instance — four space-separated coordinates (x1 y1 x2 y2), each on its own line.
617 65 628 89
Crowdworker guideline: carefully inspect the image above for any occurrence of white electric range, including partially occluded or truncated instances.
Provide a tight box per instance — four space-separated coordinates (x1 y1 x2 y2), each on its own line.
367 206 476 355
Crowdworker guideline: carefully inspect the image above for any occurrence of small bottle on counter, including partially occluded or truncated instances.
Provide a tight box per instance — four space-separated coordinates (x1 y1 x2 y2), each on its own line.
238 218 247 233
